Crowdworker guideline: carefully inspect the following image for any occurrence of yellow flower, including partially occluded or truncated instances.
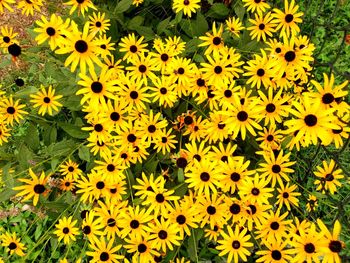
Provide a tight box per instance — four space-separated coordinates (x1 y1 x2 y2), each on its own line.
13 169 49 206
53 216 79 245
0 232 26 256
172 0 200 17
30 85 63 116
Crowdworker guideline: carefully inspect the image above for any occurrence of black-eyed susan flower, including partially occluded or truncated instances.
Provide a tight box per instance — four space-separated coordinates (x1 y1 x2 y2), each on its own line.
13 169 49 206
290 223 324 263
0 25 18 52
135 110 168 143
126 54 156 85
243 0 270 15
221 157 255 194
149 217 182 252
243 50 279 89
64 0 96 16
285 95 339 146
0 0 15 13
225 17 245 37
196 192 227 228
17 0 43 16
77 67 118 107
165 36 185 56
53 216 79 245
150 43 175 73
89 12 110 35
60 176 75 192
94 34 115 59
149 76 178 108
311 73 349 111
34 14 70 50
257 87 290 126
0 123 11 145
172 0 200 17
306 194 318 212
142 186 179 216
317 219 344 263
243 200 271 231
247 12 276 42
95 199 127 239
124 235 160 262
81 210 104 244
86 237 123 263
116 74 151 112
119 205 153 239
314 159 344 195
272 0 303 38
154 128 177 155
0 96 28 126
185 158 224 196
216 225 253 263
239 174 273 206
276 183 301 210
76 170 113 203
168 200 198 239
257 126 284 150
258 150 295 187
56 22 102 74
224 95 263 140
199 22 224 56
59 159 82 181
29 85 63 116
133 172 166 200
255 210 292 244
119 33 148 62
0 232 26 256
201 53 243 87
256 239 293 263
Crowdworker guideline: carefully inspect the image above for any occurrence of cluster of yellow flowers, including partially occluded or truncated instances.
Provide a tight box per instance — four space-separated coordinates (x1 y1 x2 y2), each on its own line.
0 0 349 262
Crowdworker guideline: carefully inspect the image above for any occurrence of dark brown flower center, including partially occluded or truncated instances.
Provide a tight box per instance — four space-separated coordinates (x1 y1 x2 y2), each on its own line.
75 40 88 53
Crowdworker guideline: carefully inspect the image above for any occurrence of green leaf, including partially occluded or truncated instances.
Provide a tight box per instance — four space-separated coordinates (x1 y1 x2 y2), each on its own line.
188 229 199 262
1 163 13 188
58 122 88 139
174 183 188 197
46 139 77 157
114 0 132 13
177 168 184 182
25 123 40 151
157 17 171 35
234 2 245 21
43 125 57 145
78 145 90 162
179 19 193 37
207 3 230 19
193 12 208 36
17 144 34 170
135 26 155 41
51 158 59 171
128 16 145 30
0 188 16 202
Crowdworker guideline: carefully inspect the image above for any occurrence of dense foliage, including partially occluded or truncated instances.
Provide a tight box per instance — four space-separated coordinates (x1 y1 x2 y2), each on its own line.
0 0 349 262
